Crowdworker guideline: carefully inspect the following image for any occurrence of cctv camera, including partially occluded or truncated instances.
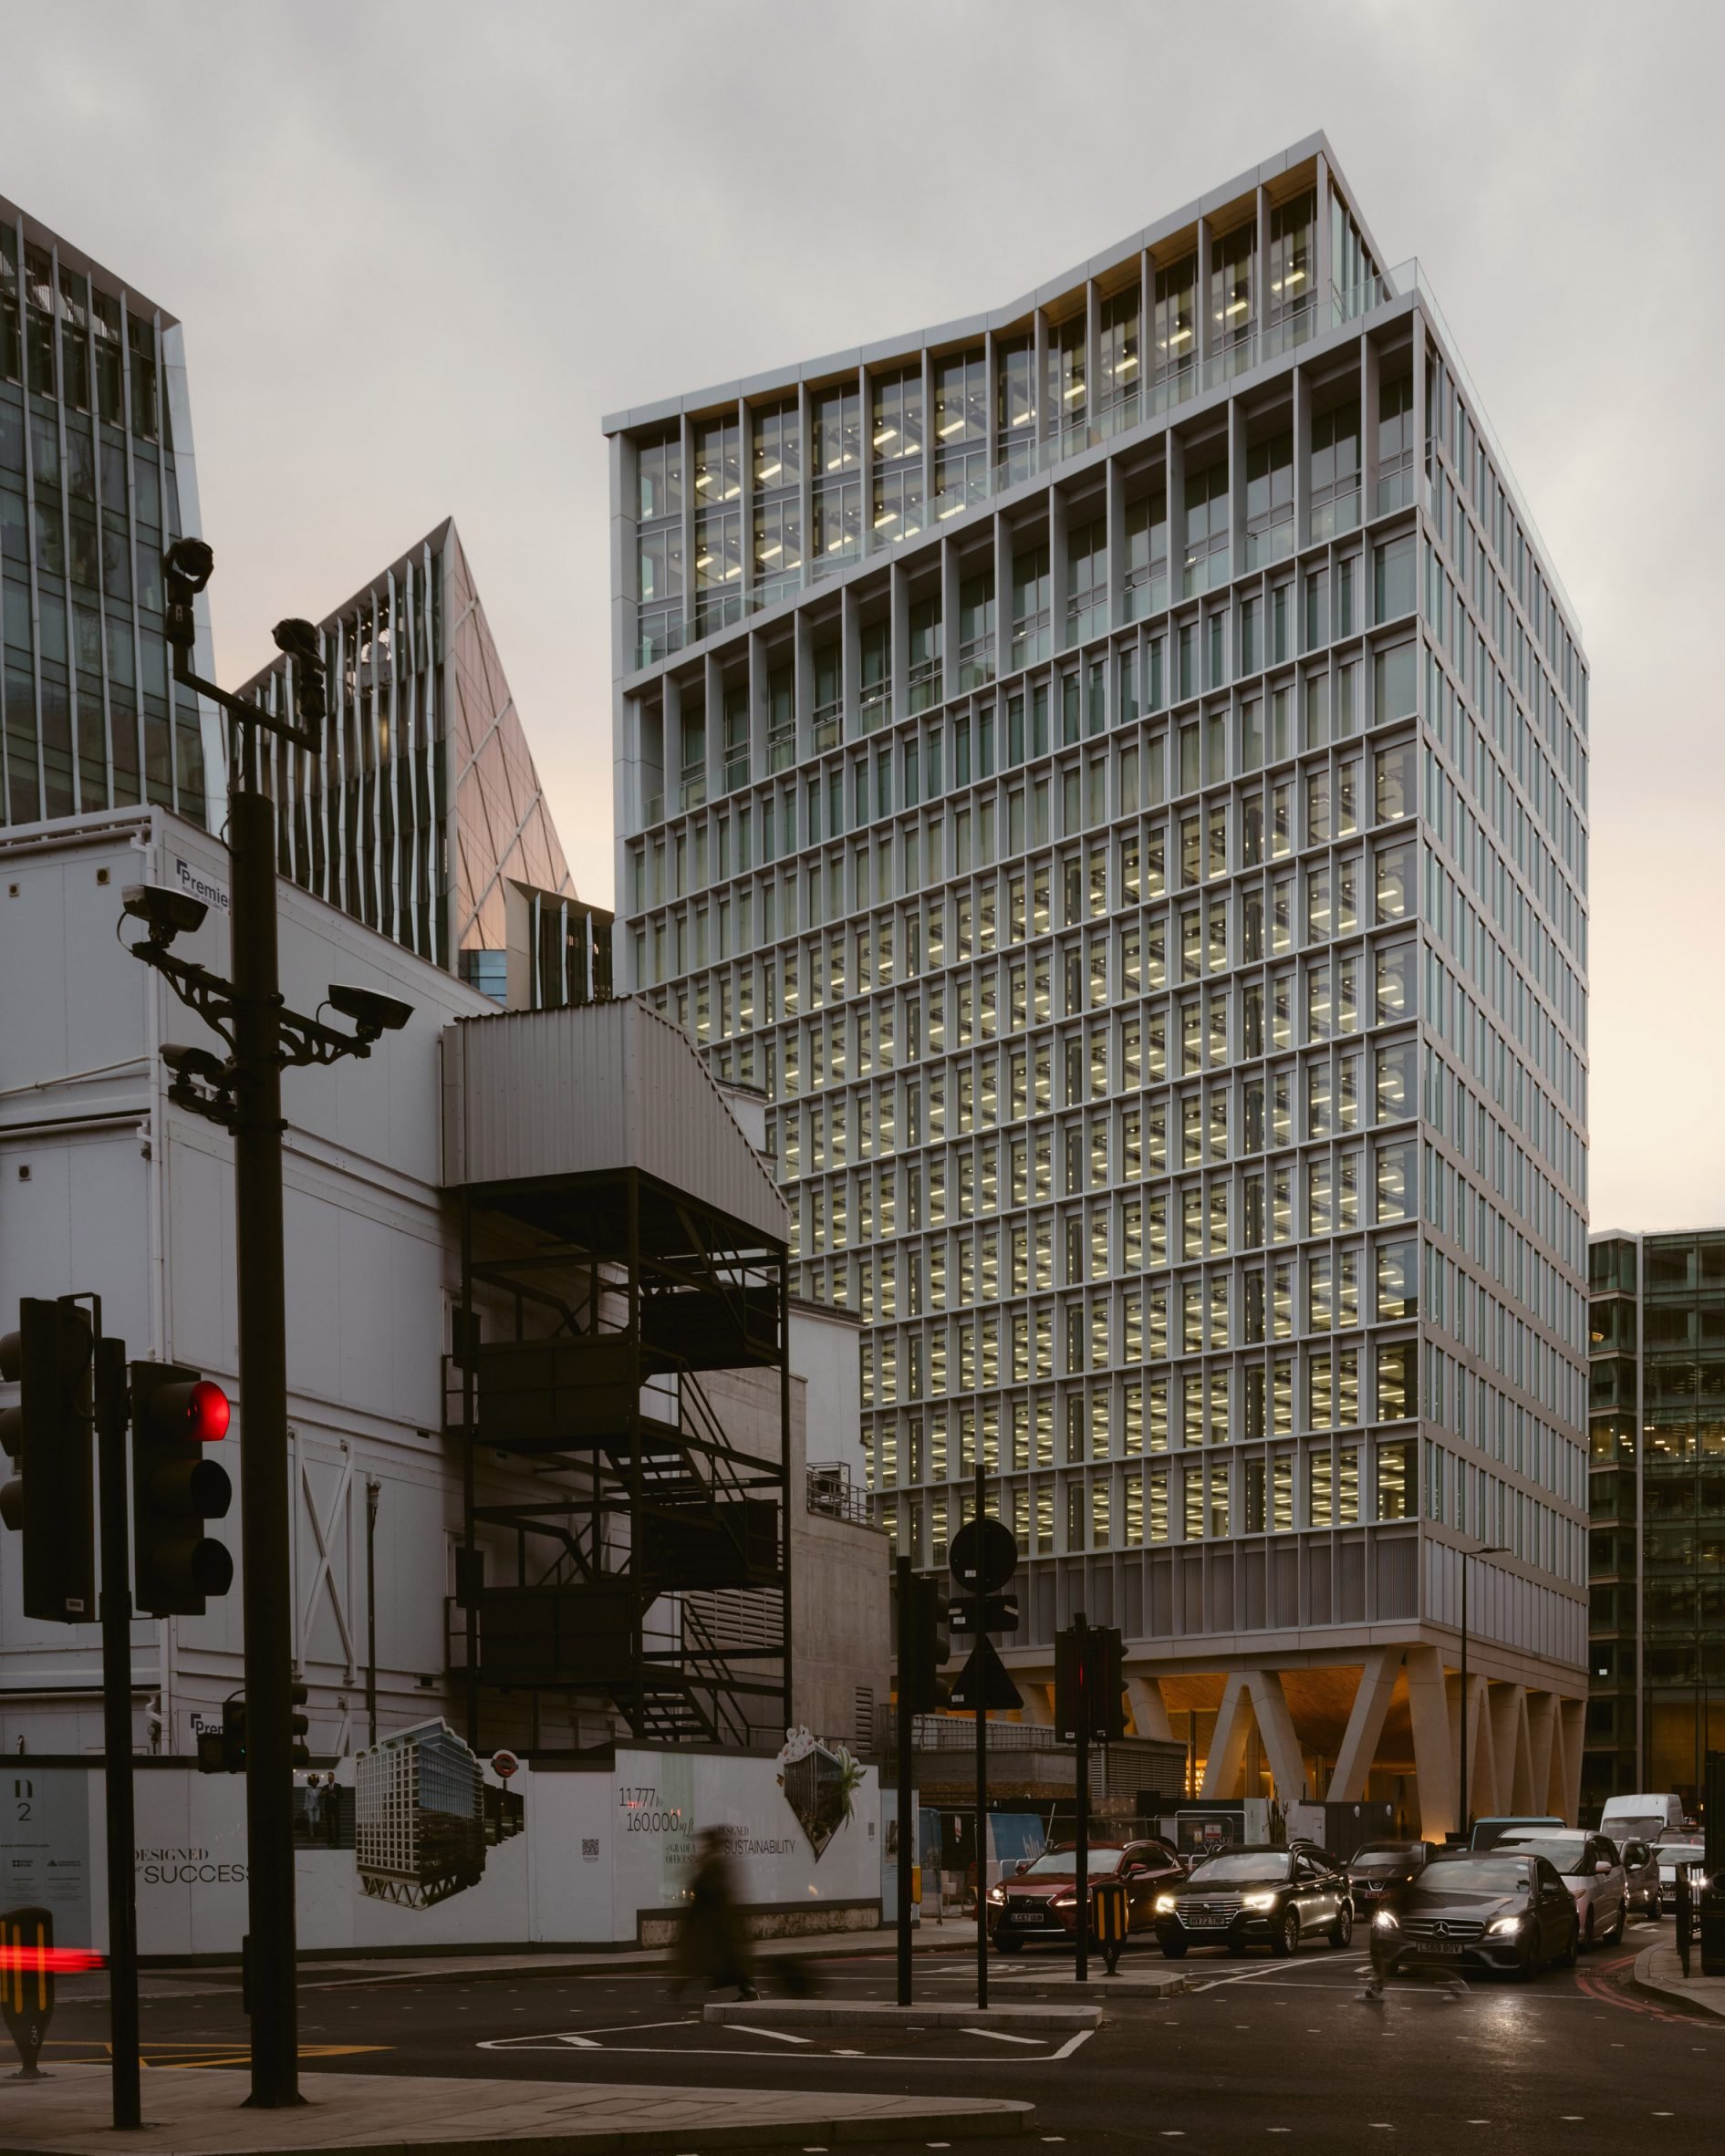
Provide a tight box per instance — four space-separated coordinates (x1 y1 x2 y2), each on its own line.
162 1044 231 1085
327 982 412 1036
122 883 208 943
273 617 324 668
163 537 215 593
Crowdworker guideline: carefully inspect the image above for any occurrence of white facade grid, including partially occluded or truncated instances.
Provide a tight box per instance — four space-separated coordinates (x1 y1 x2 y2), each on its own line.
607 140 1590 1713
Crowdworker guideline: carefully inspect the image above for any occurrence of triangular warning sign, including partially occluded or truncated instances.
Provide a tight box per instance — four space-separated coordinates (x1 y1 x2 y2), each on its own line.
946 1635 1024 1713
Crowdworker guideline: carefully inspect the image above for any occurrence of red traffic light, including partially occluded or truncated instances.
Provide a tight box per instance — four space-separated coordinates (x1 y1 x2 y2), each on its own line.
186 1379 230 1442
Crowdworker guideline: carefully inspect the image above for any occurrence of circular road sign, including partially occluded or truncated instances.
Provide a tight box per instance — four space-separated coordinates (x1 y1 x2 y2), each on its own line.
491 1748 520 1780
949 1515 1017 1594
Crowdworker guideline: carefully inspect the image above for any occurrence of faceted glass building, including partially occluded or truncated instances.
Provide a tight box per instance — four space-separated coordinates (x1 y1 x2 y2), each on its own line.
608 135 1591 1833
1 194 220 834
242 517 603 999
1585 1228 1725 1814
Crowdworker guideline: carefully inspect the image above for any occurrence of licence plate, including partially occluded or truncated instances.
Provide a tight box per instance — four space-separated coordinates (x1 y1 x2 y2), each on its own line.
1185 1911 1226 1928
1414 1938 1462 1955
1005 1911 1044 1925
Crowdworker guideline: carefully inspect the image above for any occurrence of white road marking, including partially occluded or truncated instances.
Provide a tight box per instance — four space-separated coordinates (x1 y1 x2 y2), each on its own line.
965 2027 1042 2046
479 2019 689 2048
1190 1961 1311 1990
1048 2029 1096 2061
726 2023 814 2044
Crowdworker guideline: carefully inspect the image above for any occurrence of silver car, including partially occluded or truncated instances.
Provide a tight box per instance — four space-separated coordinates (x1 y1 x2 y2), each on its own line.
1617 1837 1663 1919
1498 1830 1626 1948
1656 1840 1709 1892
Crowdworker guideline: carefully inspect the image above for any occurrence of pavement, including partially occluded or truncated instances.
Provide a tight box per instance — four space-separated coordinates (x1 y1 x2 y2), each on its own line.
1635 1941 1725 2019
0 2064 1031 2154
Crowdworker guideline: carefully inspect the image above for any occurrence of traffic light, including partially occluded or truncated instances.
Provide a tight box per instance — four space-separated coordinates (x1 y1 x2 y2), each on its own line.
130 1361 234 1616
272 618 327 731
0 1299 96 1623
896 1570 951 1713
289 1684 310 1768
196 1695 246 1774
1055 1623 1127 1744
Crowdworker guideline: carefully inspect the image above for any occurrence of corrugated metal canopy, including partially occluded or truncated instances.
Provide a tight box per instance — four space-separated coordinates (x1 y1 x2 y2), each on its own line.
441 999 786 1248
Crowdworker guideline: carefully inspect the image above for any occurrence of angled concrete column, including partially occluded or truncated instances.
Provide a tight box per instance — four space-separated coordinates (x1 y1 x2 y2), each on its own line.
1557 1697 1585 1825
1492 1684 1534 1813
1018 1678 1054 1726
1404 1645 1456 1842
1449 1669 1492 1823
1525 1689 1558 1814
1200 1671 1252 1799
1483 1683 1523 1819
1330 1648 1403 1803
1244 1670 1306 1803
1126 1673 1175 1743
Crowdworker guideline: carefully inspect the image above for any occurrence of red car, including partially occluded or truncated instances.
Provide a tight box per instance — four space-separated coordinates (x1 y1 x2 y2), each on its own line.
985 1839 1185 1952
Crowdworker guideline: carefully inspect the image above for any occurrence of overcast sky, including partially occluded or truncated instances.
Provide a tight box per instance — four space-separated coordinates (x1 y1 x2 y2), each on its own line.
4 0 1720 1231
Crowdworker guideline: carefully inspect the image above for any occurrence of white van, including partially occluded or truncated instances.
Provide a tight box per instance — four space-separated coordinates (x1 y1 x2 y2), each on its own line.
1600 1793 1687 1845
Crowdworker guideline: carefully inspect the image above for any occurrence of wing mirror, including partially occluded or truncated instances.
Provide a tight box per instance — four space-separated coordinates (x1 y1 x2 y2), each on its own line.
1594 1861 1612 1877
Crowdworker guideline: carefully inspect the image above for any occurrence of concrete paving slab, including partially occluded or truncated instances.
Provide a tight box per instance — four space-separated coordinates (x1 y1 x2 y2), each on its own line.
702 1997 1100 2031
0 2063 1031 2153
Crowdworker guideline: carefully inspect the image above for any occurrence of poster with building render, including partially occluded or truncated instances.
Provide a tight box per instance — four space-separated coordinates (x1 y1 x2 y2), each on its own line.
67 1736 877 1956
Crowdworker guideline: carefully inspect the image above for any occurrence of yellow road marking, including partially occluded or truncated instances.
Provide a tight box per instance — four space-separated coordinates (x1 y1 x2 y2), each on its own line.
40 2040 388 2066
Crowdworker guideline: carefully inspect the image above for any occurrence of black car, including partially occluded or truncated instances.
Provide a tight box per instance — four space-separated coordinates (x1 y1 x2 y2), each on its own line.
1152 1844 1353 1959
1346 1840 1429 1920
1370 1850 1579 1981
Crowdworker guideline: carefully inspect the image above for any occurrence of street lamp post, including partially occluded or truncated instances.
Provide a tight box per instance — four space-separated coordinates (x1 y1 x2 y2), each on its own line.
125 542 411 2110
1458 1539 1509 1838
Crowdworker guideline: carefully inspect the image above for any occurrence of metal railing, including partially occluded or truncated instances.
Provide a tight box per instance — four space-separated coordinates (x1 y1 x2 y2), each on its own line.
806 1463 871 1525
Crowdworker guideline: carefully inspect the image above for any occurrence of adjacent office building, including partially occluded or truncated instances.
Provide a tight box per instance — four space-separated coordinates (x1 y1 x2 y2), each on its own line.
1585 1228 1725 1815
239 516 608 1002
1 193 221 833
607 135 1592 1832
2 196 601 1004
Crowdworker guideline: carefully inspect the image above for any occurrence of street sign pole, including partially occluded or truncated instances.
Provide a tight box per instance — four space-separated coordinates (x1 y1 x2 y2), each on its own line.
93 1334 140 2130
1074 1610 1089 1985
896 1553 914 2010
973 1461 987 2013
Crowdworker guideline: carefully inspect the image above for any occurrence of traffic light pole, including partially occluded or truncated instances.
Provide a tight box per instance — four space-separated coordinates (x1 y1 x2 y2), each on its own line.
973 1461 988 2012
230 775 301 2109
895 1554 913 2009
94 1334 140 2131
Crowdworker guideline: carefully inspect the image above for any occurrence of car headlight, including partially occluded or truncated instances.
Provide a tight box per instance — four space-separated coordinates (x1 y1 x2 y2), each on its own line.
1051 1893 1075 1910
1154 1893 1178 1913
1486 1915 1523 1936
986 1887 1005 1905
1373 1910 1398 1931
1242 1892 1279 1911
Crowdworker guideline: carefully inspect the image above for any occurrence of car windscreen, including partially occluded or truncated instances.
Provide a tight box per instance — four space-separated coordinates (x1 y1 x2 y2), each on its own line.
1658 1845 1706 1866
1188 1852 1292 1884
1605 1817 1664 1843
1019 1849 1124 1879
1350 1849 1420 1874
1496 1838 1589 1875
1414 1860 1533 1896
